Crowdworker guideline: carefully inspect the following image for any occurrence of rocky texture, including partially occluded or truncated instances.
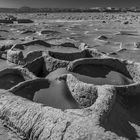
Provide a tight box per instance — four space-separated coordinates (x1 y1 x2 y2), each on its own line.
11 40 51 50
97 35 108 41
134 42 140 48
0 67 36 90
0 67 36 80
48 49 92 61
65 74 98 108
0 56 140 139
1 14 140 139
7 49 25 65
24 50 45 63
23 55 69 77
68 58 131 78
20 49 93 65
78 43 88 50
0 79 121 140
23 48 106 78
0 119 22 140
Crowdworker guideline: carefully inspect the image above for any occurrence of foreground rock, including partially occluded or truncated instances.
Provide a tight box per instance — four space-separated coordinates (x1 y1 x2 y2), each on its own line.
0 57 140 139
7 49 25 65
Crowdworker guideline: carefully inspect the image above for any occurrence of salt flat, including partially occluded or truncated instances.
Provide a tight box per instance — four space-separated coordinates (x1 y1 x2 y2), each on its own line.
0 12 140 140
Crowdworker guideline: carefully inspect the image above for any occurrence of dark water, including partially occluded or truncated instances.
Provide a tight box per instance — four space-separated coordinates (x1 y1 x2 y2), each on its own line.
33 79 80 110
0 74 24 89
47 66 134 85
73 64 134 85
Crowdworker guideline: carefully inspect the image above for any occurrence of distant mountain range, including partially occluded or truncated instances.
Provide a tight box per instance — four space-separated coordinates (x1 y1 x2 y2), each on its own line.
0 7 140 13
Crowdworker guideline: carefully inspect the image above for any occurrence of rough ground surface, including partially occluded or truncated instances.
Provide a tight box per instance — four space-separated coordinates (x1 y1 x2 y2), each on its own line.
0 12 140 140
0 120 21 140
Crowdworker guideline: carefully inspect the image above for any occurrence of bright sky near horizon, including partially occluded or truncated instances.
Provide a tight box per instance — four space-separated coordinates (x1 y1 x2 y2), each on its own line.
0 0 140 8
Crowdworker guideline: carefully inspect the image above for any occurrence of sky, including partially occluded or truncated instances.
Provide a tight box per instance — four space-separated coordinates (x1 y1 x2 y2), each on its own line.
0 0 140 8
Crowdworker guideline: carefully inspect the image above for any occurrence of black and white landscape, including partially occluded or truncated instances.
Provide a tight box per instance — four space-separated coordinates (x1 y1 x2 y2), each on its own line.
0 0 140 140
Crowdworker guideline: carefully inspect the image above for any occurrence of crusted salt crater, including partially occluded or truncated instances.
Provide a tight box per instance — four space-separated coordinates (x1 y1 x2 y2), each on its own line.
0 52 140 139
22 48 103 77
0 67 36 90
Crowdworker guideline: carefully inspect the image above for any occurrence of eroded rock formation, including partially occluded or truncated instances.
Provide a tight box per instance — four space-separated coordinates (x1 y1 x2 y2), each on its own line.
0 48 140 140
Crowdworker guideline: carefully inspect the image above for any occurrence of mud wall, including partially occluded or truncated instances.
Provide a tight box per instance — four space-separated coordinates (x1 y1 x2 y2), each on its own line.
0 75 120 140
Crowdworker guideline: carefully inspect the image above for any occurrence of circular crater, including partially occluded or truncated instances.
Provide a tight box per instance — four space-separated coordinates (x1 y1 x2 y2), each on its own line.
70 63 133 85
0 68 34 89
48 49 92 61
23 49 99 78
0 73 24 89
47 58 135 86
1 16 140 140
11 78 81 110
11 39 51 56
10 39 82 64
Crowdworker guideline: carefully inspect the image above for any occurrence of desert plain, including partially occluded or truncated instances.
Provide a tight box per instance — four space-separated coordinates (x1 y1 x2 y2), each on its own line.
0 12 140 140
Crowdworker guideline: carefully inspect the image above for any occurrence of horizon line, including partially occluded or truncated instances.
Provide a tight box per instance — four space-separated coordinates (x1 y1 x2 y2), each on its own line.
0 6 139 9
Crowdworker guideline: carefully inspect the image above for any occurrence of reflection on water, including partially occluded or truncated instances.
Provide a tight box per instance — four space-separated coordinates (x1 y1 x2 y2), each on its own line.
33 79 80 110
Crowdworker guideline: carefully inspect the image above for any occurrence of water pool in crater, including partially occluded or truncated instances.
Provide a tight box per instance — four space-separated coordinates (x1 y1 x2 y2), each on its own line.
0 74 25 89
12 78 80 110
33 79 80 110
73 64 134 85
47 66 134 86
